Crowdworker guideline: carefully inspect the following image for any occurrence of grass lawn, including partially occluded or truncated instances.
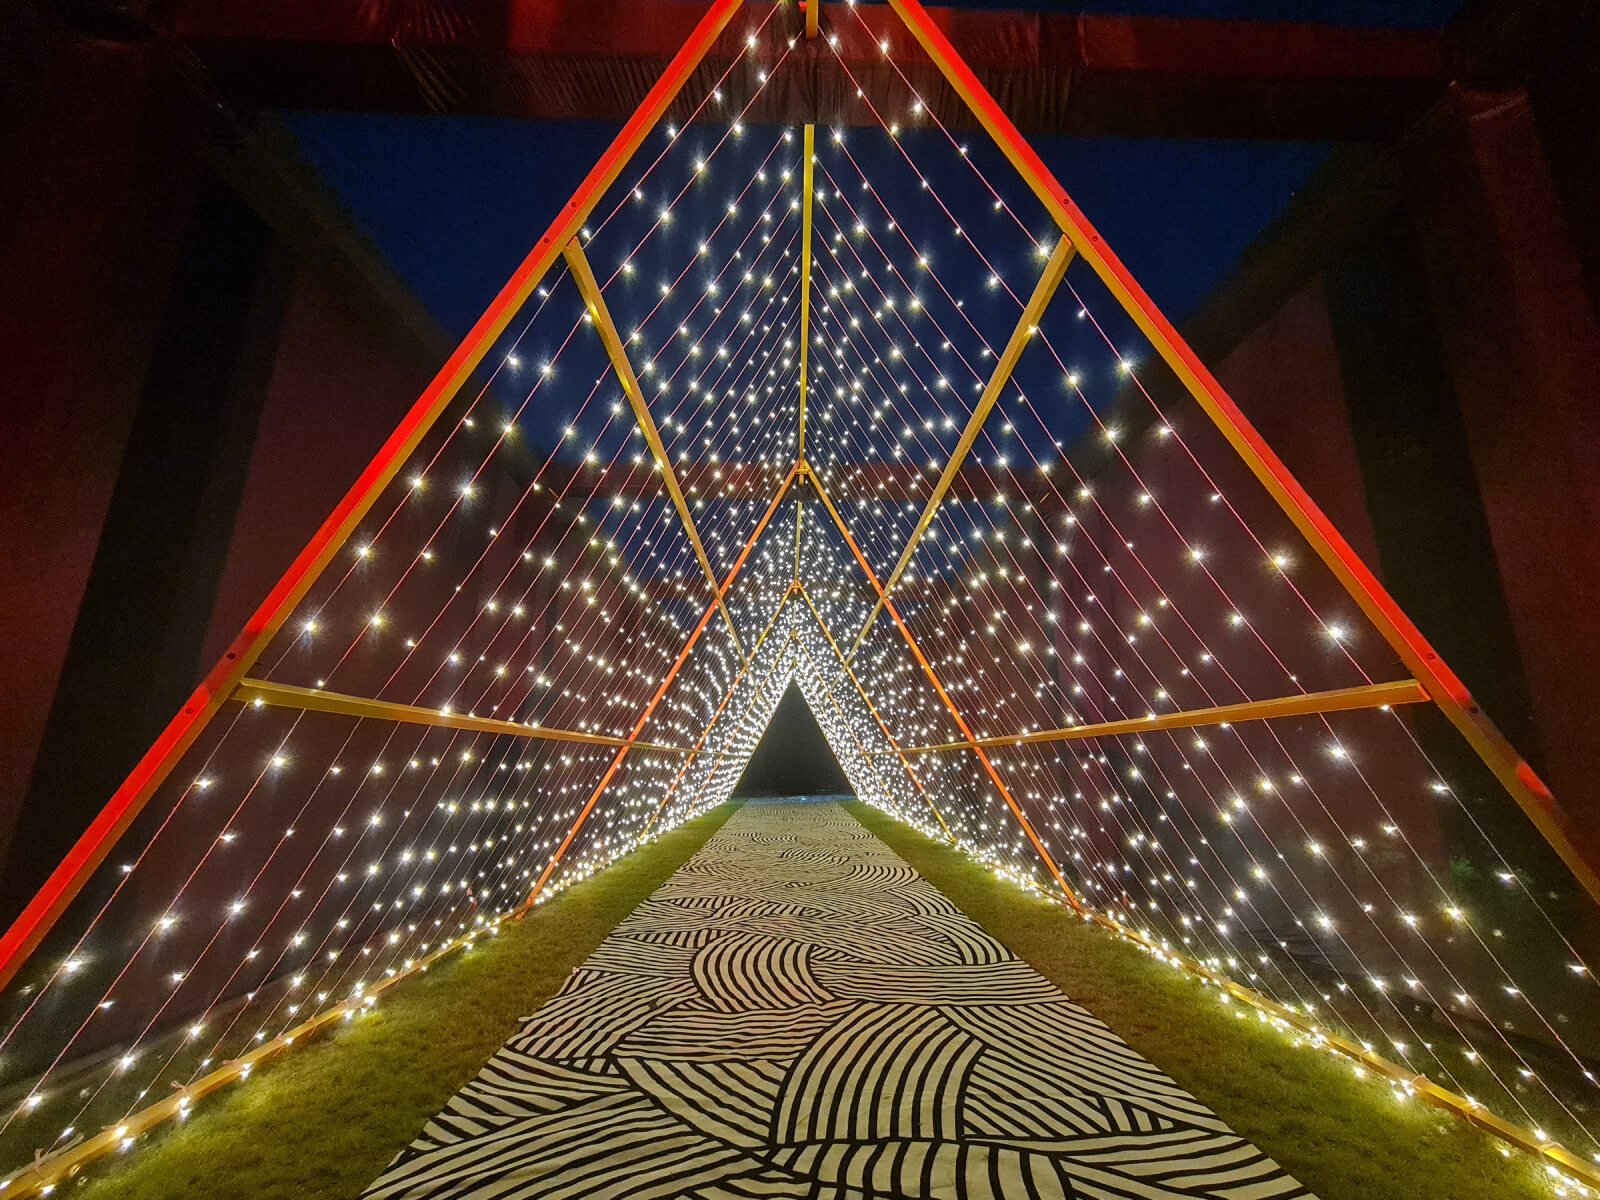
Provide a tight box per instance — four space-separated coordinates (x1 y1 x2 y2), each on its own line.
47 796 1572 1200
60 801 742 1200
845 800 1565 1200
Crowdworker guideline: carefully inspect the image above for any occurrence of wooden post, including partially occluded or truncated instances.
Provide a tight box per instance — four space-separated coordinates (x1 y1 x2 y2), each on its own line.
565 239 748 662
849 236 1073 657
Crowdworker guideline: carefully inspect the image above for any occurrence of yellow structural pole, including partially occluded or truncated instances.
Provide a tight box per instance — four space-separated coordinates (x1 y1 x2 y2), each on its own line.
794 493 804 583
793 121 817 583
849 236 1073 658
797 124 816 461
882 679 1429 754
233 678 699 752
564 239 747 663
805 0 820 40
884 0 1600 908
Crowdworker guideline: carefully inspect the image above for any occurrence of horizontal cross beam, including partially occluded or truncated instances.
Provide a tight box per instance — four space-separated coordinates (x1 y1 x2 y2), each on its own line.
232 679 699 753
874 679 1429 754
176 2 1444 141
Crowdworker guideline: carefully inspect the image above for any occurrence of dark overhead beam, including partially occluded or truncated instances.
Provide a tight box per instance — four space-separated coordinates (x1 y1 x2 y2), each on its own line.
170 0 1444 141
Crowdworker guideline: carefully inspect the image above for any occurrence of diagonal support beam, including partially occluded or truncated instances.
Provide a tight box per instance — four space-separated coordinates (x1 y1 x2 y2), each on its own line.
565 239 747 663
848 236 1073 659
516 462 798 911
797 584 953 841
639 584 800 837
233 678 699 752
804 464 1082 910
884 0 1600 910
880 679 1429 754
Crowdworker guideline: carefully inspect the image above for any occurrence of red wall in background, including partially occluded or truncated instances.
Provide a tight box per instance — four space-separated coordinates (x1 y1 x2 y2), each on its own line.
1403 87 1600 838
1213 277 1382 572
200 267 430 670
0 19 205 857
0 9 430 886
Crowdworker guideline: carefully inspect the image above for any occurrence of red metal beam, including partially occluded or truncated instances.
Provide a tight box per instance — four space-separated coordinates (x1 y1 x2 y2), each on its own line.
171 0 1444 141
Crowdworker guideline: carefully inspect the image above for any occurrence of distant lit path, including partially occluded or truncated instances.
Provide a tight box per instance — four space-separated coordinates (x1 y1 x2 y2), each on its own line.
364 800 1313 1199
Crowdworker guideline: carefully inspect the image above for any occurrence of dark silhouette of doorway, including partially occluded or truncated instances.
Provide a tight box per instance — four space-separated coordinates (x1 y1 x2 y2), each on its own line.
731 682 850 797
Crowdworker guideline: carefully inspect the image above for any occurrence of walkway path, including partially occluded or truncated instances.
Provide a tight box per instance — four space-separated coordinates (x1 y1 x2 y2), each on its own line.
364 800 1312 1199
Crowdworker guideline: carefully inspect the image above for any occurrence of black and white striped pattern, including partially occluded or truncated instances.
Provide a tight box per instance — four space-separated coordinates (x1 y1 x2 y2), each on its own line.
365 801 1313 1199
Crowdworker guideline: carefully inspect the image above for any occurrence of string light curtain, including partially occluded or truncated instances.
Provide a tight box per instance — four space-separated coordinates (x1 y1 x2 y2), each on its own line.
1 3 1597 1196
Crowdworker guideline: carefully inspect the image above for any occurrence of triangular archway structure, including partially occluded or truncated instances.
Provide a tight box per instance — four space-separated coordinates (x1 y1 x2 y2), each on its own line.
3 1 1599 1193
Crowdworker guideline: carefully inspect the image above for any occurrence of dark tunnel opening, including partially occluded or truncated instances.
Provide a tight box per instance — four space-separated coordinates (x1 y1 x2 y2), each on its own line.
731 682 851 797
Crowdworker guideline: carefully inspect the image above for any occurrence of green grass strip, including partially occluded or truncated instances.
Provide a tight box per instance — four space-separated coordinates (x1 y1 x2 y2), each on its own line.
845 800 1556 1200
68 801 742 1200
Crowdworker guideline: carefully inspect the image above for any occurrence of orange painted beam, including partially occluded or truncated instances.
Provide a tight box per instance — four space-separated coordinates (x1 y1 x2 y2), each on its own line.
564 238 746 662
804 463 1082 910
638 585 799 836
516 459 797 910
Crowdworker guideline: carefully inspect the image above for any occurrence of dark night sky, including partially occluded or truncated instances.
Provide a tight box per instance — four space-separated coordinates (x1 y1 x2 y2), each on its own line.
277 0 1463 336
279 0 1462 336
284 112 1335 337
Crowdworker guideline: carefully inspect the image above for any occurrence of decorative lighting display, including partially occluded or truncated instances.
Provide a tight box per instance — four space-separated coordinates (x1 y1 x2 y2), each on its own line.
0 2 1597 1195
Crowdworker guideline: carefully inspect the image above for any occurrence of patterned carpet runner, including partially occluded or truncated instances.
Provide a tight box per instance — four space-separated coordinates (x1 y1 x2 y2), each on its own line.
364 800 1313 1199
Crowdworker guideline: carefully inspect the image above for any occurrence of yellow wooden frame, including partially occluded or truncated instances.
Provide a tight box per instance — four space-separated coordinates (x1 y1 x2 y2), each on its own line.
234 678 698 752
848 236 1074 658
878 679 1428 754
565 239 748 663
